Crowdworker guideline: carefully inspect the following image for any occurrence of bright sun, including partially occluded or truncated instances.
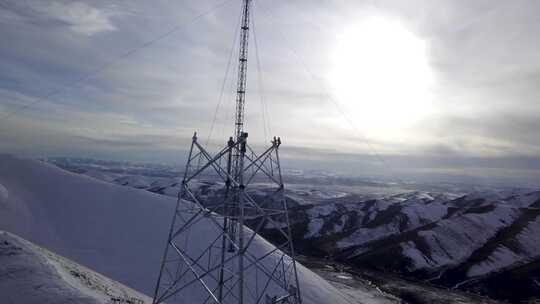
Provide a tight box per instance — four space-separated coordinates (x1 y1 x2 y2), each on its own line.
330 16 434 138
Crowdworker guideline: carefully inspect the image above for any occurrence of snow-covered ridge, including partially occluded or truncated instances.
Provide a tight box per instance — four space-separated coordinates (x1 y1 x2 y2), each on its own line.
0 230 150 304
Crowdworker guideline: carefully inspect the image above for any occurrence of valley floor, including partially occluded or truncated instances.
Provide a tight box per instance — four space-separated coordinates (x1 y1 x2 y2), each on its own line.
299 256 503 304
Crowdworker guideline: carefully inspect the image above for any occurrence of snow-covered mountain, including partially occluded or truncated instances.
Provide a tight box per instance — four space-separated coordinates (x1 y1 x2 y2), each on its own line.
0 231 150 304
280 190 540 303
43 156 540 303
0 154 373 304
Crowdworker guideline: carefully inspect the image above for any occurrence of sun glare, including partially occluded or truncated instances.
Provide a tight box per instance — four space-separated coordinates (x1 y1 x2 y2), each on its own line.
330 16 434 138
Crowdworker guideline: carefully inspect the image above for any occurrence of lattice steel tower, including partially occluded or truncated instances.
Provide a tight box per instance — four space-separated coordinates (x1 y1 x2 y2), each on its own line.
152 1 302 303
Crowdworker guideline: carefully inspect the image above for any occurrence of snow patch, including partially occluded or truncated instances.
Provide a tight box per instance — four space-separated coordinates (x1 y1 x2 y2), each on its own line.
309 204 338 217
401 241 432 269
306 218 325 238
516 216 540 255
0 183 8 203
467 245 522 277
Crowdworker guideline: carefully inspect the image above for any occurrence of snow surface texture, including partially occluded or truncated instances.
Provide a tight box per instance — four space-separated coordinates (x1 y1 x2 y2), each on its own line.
468 212 540 277
0 231 150 304
0 155 362 304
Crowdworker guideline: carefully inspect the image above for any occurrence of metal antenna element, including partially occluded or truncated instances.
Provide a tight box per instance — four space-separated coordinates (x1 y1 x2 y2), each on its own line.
234 0 250 142
152 1 302 304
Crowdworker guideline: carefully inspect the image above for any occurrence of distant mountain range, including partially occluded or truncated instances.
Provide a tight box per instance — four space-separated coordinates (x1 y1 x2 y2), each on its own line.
46 156 540 303
286 190 540 303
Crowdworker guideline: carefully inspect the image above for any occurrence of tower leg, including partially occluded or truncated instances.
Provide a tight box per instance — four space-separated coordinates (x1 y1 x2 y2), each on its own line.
218 136 234 302
152 133 197 304
275 143 302 304
238 133 247 304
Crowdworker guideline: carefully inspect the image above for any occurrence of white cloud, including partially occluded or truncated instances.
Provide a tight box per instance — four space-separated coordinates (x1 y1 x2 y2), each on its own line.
34 1 116 35
1 0 540 183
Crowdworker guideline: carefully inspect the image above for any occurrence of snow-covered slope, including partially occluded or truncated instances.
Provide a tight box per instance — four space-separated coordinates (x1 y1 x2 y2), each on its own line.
0 230 150 304
0 154 364 304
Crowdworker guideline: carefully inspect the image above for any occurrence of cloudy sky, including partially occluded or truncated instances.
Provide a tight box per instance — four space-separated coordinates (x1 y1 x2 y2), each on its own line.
1 0 539 185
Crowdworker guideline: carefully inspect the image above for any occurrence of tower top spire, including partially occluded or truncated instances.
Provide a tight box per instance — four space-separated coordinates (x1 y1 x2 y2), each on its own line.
234 0 252 141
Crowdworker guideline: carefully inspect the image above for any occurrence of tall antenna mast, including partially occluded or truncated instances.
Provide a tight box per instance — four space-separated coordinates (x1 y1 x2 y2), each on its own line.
152 1 302 303
234 0 250 141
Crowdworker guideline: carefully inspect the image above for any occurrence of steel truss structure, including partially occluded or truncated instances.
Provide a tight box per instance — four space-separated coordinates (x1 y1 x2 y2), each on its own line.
152 1 302 303
152 133 302 304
